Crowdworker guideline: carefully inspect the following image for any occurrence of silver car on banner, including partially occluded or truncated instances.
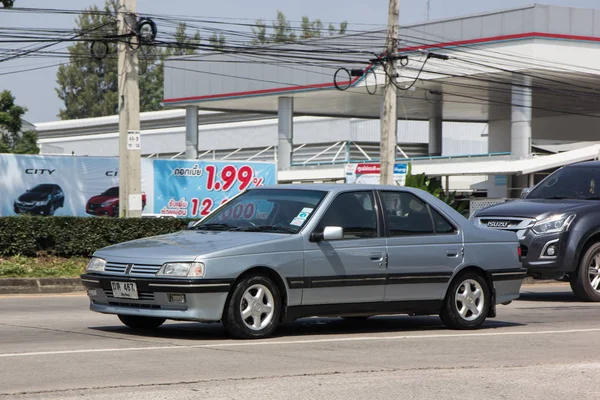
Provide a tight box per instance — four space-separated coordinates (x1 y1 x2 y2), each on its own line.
81 184 525 339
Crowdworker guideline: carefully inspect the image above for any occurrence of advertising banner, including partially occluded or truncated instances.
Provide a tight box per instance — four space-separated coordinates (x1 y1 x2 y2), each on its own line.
345 163 407 186
153 160 277 218
0 154 153 217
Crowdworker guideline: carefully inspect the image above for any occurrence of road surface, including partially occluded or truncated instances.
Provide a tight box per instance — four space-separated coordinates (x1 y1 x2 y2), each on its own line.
0 284 597 399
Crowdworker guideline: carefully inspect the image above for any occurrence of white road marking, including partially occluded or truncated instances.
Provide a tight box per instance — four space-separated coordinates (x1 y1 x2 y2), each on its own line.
2 327 600 358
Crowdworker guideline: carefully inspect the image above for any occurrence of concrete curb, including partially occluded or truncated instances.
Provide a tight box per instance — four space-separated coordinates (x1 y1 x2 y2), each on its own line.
0 276 564 295
0 278 84 295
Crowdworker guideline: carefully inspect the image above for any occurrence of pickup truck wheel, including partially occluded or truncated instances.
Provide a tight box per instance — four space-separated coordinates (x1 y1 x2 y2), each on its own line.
570 243 600 302
440 272 490 330
117 315 166 329
223 275 281 339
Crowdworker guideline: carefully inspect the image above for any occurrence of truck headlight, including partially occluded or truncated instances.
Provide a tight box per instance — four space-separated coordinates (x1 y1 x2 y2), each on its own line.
86 257 106 272
157 262 205 277
532 213 575 235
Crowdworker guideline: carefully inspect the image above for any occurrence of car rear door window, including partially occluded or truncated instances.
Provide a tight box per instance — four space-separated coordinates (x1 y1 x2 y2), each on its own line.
380 191 434 236
316 191 378 239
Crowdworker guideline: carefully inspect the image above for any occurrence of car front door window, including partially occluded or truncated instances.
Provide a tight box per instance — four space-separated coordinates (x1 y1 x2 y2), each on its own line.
316 191 378 239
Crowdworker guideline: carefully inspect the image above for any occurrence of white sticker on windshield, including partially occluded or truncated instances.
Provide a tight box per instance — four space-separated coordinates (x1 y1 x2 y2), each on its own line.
290 207 314 226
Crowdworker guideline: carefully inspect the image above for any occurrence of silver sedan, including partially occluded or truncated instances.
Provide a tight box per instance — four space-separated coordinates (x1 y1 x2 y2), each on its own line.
81 184 525 339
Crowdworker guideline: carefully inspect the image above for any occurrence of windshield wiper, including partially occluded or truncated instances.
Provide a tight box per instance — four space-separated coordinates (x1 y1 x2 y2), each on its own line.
544 196 575 200
191 223 235 231
234 225 297 234
584 196 600 200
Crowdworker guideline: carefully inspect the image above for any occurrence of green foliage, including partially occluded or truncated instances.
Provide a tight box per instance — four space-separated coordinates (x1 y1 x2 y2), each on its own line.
252 11 348 44
0 255 88 278
1 0 15 8
0 90 39 154
404 163 469 216
0 216 195 258
55 0 200 119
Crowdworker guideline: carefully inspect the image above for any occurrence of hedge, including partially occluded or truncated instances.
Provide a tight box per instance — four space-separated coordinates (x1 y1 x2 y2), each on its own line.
0 216 195 258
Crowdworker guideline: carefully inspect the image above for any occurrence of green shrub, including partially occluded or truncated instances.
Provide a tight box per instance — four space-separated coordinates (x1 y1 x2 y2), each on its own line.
0 216 195 258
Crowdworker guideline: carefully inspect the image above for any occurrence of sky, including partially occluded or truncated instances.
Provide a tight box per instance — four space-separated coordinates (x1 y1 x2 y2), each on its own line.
2 0 600 123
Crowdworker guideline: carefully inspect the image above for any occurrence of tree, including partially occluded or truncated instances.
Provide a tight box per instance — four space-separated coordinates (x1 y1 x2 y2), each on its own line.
56 0 200 119
251 11 348 44
208 32 226 51
251 20 268 45
1 0 15 8
271 10 296 43
0 91 39 154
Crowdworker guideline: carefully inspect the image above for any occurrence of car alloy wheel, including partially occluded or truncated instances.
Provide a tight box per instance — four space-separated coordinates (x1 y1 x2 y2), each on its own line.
440 271 490 330
240 284 275 331
454 279 485 321
570 242 600 302
223 275 281 339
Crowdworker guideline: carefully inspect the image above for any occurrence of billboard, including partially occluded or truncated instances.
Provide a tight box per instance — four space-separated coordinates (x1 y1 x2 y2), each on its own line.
153 160 277 218
345 163 407 186
0 155 276 218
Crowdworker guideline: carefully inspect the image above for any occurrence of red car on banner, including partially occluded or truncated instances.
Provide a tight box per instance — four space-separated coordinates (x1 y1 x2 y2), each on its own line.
86 186 146 217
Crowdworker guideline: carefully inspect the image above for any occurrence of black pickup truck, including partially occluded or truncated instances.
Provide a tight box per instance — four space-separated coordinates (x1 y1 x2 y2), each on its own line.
473 161 600 301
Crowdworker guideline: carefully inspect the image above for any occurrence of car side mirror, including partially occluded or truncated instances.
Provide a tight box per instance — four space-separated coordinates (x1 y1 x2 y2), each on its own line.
521 187 531 198
311 226 344 242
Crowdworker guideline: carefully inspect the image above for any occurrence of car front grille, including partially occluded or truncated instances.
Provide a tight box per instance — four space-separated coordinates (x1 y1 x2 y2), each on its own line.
104 262 162 276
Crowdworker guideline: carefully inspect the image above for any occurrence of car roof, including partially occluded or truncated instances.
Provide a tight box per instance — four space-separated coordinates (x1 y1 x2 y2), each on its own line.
250 183 423 194
567 160 600 168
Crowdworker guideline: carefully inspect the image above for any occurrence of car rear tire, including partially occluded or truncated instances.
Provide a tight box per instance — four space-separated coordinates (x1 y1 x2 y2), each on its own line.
569 242 600 302
440 271 490 330
223 275 281 339
117 315 166 330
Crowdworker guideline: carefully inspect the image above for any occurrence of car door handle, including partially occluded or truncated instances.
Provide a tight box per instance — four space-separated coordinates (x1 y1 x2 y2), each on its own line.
446 249 459 257
370 252 383 261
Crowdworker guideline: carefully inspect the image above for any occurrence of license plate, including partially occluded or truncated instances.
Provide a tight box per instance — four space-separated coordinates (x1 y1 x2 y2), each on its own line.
111 281 138 299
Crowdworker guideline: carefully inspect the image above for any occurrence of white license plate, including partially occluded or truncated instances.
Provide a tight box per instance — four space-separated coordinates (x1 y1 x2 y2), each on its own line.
111 281 138 299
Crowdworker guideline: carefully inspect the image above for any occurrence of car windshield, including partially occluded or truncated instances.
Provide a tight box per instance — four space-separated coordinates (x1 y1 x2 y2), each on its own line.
527 167 600 200
30 184 54 193
192 188 327 233
102 187 119 196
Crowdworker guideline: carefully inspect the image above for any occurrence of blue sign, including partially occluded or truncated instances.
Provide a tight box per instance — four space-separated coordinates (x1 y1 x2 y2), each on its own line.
153 160 277 218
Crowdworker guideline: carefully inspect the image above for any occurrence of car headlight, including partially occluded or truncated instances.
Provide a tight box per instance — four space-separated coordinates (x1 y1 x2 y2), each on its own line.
157 262 205 277
532 213 575 235
86 257 106 272
101 200 116 207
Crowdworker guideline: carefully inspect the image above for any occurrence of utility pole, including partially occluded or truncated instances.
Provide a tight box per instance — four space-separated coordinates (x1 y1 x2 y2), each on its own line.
380 0 400 185
425 0 430 21
117 0 142 217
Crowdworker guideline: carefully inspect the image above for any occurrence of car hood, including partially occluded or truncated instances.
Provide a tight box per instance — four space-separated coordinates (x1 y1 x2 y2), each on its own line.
94 229 297 263
17 192 49 202
88 195 117 204
476 199 597 219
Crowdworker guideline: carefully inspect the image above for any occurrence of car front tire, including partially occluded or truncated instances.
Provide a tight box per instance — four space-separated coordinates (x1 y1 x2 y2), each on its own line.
570 242 600 302
223 275 281 339
118 315 166 330
440 271 490 330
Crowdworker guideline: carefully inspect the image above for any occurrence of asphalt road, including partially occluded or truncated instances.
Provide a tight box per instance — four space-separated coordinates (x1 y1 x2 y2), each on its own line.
1 284 599 399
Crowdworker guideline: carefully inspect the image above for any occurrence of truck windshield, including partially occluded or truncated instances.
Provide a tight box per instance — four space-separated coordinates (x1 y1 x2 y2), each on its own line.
190 189 327 233
527 167 600 200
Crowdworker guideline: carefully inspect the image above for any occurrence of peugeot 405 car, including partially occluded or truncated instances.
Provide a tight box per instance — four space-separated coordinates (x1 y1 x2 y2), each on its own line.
13 183 64 216
81 184 525 339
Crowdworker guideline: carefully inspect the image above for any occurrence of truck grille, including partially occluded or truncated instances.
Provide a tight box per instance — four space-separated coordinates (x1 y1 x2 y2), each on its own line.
104 262 162 276
473 217 535 239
